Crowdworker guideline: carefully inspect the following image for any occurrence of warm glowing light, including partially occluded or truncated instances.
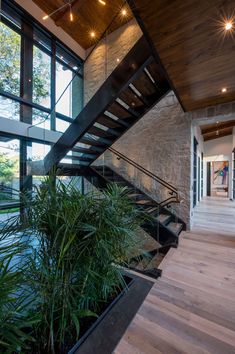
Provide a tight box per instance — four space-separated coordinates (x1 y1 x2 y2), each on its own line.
221 87 227 93
43 15 49 20
116 58 120 62
70 12 74 21
121 9 127 16
98 0 106 5
90 31 95 38
225 22 233 30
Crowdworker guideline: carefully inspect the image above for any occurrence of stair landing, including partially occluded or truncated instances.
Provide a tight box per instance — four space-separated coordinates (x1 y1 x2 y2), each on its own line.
114 197 235 353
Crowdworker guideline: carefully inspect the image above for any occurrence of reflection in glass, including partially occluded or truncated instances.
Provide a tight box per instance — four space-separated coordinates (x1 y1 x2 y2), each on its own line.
32 108 50 130
33 46 51 108
56 118 70 133
0 96 20 120
56 62 83 118
0 22 21 96
27 142 51 162
0 137 20 209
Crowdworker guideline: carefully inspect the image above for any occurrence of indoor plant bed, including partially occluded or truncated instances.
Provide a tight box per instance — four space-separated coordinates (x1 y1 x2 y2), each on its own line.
69 272 153 354
0 177 149 354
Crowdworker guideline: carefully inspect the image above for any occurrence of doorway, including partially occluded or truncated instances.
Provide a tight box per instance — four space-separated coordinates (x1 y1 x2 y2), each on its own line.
207 161 229 198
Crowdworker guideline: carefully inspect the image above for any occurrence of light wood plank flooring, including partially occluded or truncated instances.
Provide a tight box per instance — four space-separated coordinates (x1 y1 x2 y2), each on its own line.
114 197 235 353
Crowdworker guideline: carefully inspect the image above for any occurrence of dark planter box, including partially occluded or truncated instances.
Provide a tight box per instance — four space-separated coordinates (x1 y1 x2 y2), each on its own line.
68 272 153 354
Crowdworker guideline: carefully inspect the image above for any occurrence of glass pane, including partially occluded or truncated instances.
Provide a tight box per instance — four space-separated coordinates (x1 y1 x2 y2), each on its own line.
27 142 51 162
0 22 21 96
56 62 83 118
33 46 51 108
0 96 20 120
56 43 83 71
32 108 50 130
33 27 52 53
72 74 83 118
56 118 70 133
0 137 20 208
56 62 73 116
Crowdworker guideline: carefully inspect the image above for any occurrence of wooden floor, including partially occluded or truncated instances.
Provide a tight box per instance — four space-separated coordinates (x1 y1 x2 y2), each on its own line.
114 197 235 354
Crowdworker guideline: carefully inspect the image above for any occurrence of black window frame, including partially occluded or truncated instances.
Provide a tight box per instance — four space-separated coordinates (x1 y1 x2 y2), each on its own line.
0 0 84 129
0 0 84 212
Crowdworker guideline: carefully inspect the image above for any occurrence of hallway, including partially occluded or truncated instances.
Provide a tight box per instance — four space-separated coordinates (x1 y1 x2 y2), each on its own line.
193 196 235 236
114 197 235 353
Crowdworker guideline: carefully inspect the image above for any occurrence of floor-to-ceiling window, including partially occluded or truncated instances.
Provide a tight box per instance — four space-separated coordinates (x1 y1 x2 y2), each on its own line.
0 0 84 217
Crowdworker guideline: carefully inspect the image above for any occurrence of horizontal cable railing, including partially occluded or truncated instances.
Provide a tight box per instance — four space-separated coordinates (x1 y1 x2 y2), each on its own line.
108 147 181 206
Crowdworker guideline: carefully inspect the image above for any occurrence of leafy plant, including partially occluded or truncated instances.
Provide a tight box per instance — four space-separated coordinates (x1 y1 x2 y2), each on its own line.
1 177 146 354
0 239 36 353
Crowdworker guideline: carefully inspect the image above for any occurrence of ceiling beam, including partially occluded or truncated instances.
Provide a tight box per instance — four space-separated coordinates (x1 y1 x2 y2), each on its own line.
204 130 232 141
201 120 235 135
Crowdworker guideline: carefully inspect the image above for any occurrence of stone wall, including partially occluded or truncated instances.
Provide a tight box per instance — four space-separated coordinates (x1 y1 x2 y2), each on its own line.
84 19 142 104
84 21 192 227
102 92 192 227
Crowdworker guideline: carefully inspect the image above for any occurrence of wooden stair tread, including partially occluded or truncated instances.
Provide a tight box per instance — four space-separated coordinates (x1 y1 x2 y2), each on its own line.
156 213 171 224
167 221 183 235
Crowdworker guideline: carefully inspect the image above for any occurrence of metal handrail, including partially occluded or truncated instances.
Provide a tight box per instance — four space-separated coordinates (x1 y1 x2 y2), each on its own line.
108 147 180 204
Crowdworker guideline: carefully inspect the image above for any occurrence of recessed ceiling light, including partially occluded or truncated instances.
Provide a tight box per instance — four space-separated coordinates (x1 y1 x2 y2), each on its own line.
116 58 120 62
98 0 106 5
43 15 49 20
221 87 227 93
225 22 233 31
90 31 95 38
121 9 127 16
73 66 78 70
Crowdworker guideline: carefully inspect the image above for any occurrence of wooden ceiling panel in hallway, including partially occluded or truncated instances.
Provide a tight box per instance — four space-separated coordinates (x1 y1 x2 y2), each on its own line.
200 120 235 141
32 0 132 49
128 0 235 111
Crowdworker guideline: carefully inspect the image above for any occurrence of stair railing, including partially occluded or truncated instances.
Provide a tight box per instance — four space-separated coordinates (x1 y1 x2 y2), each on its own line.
107 147 181 207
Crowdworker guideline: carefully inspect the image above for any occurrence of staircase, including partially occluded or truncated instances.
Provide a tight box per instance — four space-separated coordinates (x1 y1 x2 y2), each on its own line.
43 36 170 173
88 164 186 246
75 146 185 277
41 35 186 277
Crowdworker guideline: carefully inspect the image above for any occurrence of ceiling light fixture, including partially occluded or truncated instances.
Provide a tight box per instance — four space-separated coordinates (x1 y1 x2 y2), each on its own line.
98 0 106 5
221 87 227 93
69 3 74 21
116 58 120 62
121 9 127 16
42 1 73 22
90 31 95 38
225 21 233 30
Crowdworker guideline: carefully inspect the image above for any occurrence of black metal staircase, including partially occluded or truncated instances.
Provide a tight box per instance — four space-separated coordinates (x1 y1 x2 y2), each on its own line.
43 35 170 173
81 147 186 278
41 33 186 278
87 148 186 247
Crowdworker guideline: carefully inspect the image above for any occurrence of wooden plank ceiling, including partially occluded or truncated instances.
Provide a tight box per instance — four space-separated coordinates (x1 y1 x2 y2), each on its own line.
128 0 235 111
32 0 131 49
200 120 235 141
